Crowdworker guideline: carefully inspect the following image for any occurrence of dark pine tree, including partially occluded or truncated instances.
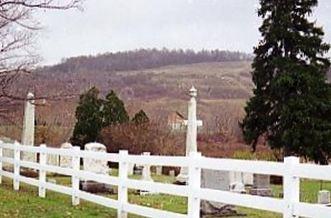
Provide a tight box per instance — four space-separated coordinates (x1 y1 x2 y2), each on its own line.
103 90 129 127
241 0 331 164
132 110 149 125
71 87 103 149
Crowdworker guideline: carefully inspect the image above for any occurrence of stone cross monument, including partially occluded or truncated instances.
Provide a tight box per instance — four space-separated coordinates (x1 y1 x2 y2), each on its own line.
21 92 36 162
176 86 202 184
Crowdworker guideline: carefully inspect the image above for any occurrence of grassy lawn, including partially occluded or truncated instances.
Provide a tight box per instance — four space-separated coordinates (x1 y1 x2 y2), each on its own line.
0 171 330 218
0 178 115 218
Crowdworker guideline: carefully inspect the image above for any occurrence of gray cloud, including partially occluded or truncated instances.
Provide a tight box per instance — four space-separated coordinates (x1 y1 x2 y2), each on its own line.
35 0 331 65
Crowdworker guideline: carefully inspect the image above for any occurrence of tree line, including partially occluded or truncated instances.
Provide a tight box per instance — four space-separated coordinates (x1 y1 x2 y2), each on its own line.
40 48 252 74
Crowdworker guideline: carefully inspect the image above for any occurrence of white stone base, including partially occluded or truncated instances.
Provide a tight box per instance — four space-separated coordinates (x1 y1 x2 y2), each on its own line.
139 190 158 196
230 182 246 194
176 173 189 184
318 190 331 204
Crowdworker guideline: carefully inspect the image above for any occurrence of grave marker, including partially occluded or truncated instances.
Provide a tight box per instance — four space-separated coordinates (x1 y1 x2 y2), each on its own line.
201 169 237 216
47 154 60 166
60 143 73 168
83 143 110 174
141 152 153 182
243 172 254 186
140 152 156 195
21 92 36 162
250 174 272 196
81 143 111 193
318 190 330 205
156 166 162 176
229 171 246 193
176 87 202 184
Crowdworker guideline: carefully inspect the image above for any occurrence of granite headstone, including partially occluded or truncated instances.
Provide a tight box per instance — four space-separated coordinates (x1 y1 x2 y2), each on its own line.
201 169 237 216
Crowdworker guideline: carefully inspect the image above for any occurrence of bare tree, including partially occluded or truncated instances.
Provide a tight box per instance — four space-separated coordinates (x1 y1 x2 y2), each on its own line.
0 0 83 121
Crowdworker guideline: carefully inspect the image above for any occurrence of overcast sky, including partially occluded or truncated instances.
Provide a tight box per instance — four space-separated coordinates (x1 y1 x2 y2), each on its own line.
35 0 331 65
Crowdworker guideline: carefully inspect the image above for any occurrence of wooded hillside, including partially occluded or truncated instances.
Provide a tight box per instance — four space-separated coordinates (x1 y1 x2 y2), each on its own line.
3 49 330 148
38 48 252 74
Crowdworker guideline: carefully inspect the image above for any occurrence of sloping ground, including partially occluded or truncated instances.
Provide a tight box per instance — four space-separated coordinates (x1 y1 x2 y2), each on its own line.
33 61 252 127
7 60 328 147
1 61 252 143
27 61 253 101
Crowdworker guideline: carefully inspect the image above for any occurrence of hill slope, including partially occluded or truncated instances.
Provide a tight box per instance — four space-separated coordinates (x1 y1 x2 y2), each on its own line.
33 61 253 101
3 49 331 148
14 61 251 141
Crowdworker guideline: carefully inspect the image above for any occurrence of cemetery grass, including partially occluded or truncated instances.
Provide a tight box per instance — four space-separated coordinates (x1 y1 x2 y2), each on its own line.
0 177 116 218
1 173 330 218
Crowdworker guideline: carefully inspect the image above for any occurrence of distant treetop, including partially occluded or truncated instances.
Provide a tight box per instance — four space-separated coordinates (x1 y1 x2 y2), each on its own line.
132 110 149 125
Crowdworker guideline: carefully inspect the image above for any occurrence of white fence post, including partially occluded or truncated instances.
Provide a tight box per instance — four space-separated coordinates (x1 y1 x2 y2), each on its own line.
118 150 129 218
39 144 47 198
13 141 20 191
188 151 202 218
72 146 80 206
0 140 3 184
283 156 300 218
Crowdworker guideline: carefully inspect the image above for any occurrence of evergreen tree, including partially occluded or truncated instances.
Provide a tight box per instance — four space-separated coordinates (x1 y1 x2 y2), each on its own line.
71 87 103 149
241 0 331 164
132 110 149 125
103 90 129 127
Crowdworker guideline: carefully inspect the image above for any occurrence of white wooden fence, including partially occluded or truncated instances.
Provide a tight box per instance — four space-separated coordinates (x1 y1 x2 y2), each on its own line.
0 142 331 218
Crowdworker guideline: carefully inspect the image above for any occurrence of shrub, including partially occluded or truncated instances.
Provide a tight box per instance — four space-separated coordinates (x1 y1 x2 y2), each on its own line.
100 121 185 155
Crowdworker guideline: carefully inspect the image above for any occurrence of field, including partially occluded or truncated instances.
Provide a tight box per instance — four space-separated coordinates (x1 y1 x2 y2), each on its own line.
0 170 330 218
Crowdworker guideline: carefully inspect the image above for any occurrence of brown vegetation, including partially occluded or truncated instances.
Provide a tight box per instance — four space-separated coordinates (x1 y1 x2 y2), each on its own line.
100 121 185 156
1 48 293 157
1 60 255 155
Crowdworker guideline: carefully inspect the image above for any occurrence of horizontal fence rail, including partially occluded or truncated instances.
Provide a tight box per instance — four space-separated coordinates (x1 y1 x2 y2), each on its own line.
0 141 331 218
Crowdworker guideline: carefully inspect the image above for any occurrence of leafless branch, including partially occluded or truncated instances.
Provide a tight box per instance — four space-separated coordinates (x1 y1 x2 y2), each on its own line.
0 0 83 122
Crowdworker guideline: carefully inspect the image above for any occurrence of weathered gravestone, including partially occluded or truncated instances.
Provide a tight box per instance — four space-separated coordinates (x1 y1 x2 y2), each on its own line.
47 153 60 166
201 169 237 216
250 174 272 196
229 171 246 193
169 170 175 177
318 190 331 205
243 172 254 186
60 143 73 168
81 143 111 193
230 171 243 183
155 166 162 176
140 152 156 195
21 92 36 163
133 164 143 175
141 152 153 182
83 143 110 174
